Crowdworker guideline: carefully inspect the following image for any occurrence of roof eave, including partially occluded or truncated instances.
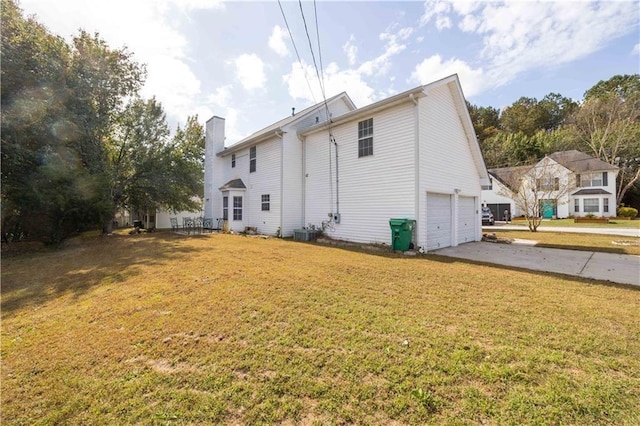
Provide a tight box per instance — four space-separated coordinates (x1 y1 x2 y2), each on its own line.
299 86 427 137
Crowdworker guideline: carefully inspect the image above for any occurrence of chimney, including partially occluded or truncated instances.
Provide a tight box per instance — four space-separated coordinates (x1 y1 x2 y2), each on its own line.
292 107 295 116
206 116 226 155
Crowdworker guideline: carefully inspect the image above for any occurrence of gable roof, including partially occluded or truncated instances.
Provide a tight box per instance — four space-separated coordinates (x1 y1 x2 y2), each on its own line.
488 166 533 192
217 92 356 157
547 150 618 172
300 74 490 186
219 179 246 190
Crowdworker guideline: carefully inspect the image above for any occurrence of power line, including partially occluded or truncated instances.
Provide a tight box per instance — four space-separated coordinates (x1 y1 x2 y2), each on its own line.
298 0 328 109
277 0 317 105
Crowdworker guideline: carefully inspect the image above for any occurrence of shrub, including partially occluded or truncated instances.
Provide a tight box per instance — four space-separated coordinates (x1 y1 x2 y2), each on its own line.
617 206 638 218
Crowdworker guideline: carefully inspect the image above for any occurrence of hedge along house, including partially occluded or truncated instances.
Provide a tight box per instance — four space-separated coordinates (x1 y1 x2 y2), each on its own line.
204 74 490 251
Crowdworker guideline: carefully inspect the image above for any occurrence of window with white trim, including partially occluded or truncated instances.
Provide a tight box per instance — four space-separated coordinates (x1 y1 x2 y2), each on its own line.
222 196 228 220
574 198 579 213
358 118 373 158
603 198 609 213
233 196 243 220
231 154 236 168
250 146 256 173
583 198 599 213
580 173 603 187
261 194 270 211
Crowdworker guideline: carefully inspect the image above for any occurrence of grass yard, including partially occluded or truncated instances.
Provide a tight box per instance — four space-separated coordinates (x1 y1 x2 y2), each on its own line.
508 218 640 228
487 231 640 256
2 232 640 425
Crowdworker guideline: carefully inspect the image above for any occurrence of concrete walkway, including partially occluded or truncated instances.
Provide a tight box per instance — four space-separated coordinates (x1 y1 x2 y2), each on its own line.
483 223 640 237
433 242 640 287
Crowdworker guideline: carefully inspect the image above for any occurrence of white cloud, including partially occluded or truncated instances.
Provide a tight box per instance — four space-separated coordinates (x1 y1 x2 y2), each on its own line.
19 0 222 127
410 55 485 97
234 54 266 91
359 26 414 77
419 0 638 92
419 0 451 28
343 34 358 66
633 43 640 55
207 85 233 107
283 61 375 108
268 25 290 57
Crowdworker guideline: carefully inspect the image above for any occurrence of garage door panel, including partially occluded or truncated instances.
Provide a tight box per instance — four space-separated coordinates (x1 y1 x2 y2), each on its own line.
457 196 476 244
427 193 451 251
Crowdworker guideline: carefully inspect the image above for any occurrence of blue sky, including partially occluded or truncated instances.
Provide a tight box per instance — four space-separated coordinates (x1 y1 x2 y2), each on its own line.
20 0 640 144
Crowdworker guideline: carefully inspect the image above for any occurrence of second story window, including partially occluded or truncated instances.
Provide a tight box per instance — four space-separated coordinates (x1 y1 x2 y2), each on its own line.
536 177 559 191
231 154 236 168
578 172 603 187
358 118 373 158
250 146 256 173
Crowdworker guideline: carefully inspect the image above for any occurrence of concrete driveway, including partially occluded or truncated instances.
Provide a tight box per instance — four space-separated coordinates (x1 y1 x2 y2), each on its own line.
433 242 640 287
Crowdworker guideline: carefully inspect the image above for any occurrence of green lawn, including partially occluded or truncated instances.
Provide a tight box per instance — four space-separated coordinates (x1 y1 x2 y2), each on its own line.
487 231 640 256
507 218 640 228
2 233 640 424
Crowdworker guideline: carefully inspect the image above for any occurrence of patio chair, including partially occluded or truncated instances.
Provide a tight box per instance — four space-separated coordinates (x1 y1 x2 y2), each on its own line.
170 217 179 233
183 217 195 235
203 218 213 233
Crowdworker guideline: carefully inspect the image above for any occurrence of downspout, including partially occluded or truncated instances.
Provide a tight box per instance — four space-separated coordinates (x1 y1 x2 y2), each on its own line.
300 134 306 228
410 93 420 248
275 130 284 236
333 136 340 221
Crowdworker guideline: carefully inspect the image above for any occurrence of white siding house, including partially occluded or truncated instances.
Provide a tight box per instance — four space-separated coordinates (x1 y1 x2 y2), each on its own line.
482 151 618 219
204 74 490 251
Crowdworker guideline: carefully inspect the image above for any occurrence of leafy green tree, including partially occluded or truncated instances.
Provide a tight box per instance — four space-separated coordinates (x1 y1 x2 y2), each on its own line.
107 99 204 225
467 101 501 143
500 97 550 136
584 74 640 101
1 1 203 243
567 88 640 205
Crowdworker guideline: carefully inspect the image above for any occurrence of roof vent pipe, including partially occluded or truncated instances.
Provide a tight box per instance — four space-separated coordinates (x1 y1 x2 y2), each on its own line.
292 107 295 116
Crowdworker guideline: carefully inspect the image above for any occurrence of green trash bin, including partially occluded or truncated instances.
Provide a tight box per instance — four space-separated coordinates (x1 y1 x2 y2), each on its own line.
389 218 416 251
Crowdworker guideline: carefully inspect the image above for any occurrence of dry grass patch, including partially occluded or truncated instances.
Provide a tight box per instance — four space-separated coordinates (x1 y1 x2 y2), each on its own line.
2 232 640 424
490 231 640 255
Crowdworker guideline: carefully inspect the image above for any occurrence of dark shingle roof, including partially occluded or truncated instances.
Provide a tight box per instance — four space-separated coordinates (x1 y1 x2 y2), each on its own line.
548 150 618 172
572 188 612 195
219 179 246 190
488 165 533 192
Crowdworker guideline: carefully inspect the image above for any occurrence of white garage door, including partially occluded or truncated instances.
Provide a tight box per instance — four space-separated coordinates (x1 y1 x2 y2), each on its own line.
426 193 452 251
457 196 476 244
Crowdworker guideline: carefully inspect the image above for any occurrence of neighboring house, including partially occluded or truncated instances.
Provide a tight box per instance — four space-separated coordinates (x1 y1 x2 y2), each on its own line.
204 74 490 251
482 150 618 219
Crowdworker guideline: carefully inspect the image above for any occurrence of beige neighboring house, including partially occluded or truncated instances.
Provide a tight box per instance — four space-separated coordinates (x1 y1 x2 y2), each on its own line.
482 150 618 220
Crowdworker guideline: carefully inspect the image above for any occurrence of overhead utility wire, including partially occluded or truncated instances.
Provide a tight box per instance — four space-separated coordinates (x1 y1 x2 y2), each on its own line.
277 0 317 105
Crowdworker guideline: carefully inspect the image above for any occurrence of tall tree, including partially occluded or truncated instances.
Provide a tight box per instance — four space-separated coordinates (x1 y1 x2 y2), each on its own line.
567 75 640 205
467 101 501 143
1 1 203 243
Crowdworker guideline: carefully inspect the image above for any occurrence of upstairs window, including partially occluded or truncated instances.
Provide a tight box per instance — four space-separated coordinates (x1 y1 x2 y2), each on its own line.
579 173 603 187
231 154 236 168
250 146 256 173
261 194 270 211
536 177 559 191
358 118 373 158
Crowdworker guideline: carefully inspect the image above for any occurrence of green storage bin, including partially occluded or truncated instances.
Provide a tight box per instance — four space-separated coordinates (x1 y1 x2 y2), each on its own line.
389 218 415 251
